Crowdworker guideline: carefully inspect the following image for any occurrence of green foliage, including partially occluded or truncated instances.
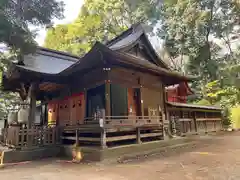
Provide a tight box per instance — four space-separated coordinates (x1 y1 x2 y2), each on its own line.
44 24 71 53
158 0 216 77
0 0 64 54
222 107 231 126
0 52 21 116
200 80 240 108
158 0 240 121
158 0 240 95
196 49 240 127
0 0 64 116
202 80 225 105
195 99 211 106
0 92 20 116
44 0 159 55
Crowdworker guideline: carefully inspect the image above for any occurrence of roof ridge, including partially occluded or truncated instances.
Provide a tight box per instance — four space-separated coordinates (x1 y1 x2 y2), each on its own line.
132 22 145 32
105 22 144 46
105 27 134 46
37 47 80 61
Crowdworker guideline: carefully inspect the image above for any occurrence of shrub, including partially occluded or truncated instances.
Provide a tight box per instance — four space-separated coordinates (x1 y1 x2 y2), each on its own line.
222 107 231 127
230 106 240 129
195 99 211 106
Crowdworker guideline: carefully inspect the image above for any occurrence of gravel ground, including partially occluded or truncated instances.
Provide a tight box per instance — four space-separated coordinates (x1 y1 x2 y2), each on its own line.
1 132 240 180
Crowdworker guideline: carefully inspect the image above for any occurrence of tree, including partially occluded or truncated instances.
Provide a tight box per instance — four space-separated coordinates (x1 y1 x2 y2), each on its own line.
0 53 21 116
0 0 64 54
0 0 64 116
158 0 215 78
197 48 240 106
44 24 71 53
44 0 159 55
157 0 239 95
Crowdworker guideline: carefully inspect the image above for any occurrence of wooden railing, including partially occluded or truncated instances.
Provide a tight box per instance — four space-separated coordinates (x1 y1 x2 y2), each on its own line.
61 116 163 147
1 126 59 149
60 116 163 129
104 116 162 128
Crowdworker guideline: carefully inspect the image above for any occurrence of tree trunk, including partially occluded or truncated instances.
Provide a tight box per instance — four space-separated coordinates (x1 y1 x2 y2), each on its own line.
27 83 37 128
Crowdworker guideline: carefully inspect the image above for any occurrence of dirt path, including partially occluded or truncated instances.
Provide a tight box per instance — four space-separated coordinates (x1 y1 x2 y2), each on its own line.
1 132 240 180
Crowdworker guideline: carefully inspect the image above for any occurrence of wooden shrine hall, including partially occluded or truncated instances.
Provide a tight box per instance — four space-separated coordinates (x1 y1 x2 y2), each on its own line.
166 82 194 103
1 23 222 157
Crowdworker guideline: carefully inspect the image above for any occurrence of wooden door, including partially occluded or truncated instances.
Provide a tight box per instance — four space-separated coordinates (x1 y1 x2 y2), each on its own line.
128 88 137 117
134 89 142 117
58 98 70 126
70 93 85 125
75 93 85 124
69 96 77 125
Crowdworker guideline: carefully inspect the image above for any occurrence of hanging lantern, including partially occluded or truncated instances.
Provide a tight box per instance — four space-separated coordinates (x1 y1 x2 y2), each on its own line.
18 106 29 124
7 112 18 124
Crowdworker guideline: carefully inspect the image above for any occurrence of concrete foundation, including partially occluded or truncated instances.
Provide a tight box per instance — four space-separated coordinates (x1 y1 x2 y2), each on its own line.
1 136 207 164
1 146 61 164
61 137 196 162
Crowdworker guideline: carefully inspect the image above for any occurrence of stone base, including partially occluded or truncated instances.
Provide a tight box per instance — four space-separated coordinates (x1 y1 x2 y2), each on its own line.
60 146 103 162
1 146 61 164
60 137 196 162
1 134 214 164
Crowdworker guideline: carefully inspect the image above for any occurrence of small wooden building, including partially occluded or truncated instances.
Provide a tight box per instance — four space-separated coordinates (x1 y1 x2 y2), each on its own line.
1 23 222 155
166 82 193 103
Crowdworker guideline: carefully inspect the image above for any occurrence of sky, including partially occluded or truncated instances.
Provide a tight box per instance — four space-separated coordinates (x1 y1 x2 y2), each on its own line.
35 0 84 45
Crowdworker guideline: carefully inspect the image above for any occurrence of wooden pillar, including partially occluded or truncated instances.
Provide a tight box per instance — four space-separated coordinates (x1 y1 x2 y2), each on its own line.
193 111 198 134
4 117 7 128
204 112 207 133
215 113 218 131
75 129 79 146
28 83 37 128
136 127 141 144
100 129 107 149
163 108 171 140
99 107 107 149
139 86 144 118
166 110 170 123
161 83 169 140
84 88 87 119
105 81 111 117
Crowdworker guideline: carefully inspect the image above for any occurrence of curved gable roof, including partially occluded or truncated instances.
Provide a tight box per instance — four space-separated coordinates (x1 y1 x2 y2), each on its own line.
106 23 169 69
17 23 168 75
5 42 194 85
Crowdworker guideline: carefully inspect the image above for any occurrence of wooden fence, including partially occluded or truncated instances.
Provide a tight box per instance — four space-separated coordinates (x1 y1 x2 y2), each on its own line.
169 116 222 136
196 118 222 134
1 126 59 149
